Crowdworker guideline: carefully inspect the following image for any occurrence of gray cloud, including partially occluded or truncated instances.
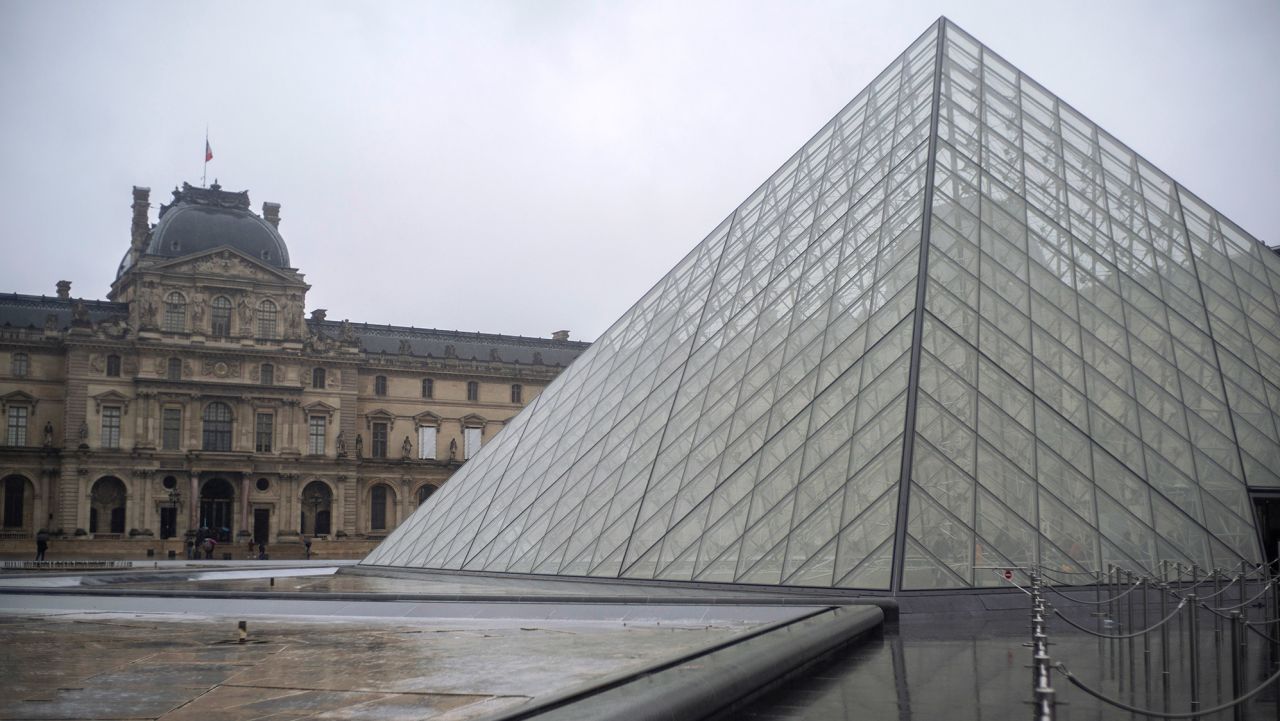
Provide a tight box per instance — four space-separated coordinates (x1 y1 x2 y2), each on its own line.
1 0 1276 341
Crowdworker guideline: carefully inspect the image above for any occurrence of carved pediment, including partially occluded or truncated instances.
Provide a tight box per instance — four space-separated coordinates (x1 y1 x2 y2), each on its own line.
460 413 487 428
91 389 132 414
150 247 301 285
365 408 395 431
303 401 338 417
0 390 38 412
413 410 441 426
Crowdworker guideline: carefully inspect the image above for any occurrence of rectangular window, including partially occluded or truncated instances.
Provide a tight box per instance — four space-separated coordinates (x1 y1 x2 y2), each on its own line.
308 416 326 455
511 384 523 404
464 427 482 459
106 355 121 377
422 378 433 398
161 408 182 450
374 375 387 396
466 381 479 401
417 426 437 460
167 357 182 381
6 406 28 446
255 413 274 453
260 364 274 385
372 422 388 458
101 406 121 449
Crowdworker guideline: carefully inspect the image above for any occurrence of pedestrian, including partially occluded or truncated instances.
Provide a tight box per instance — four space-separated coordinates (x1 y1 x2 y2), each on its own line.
185 537 194 559
202 536 217 559
257 543 267 560
247 538 255 559
303 535 312 560
35 529 49 561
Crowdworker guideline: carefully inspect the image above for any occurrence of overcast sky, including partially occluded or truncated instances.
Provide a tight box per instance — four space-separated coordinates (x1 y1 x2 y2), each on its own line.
1 1 1276 343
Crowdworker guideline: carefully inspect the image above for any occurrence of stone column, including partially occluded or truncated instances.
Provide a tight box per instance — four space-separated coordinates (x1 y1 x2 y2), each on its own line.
240 475 251 538
189 472 200 528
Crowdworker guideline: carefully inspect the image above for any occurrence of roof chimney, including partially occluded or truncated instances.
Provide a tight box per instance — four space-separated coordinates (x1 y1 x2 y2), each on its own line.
262 201 281 228
131 186 150 251
551 330 570 342
56 280 71 300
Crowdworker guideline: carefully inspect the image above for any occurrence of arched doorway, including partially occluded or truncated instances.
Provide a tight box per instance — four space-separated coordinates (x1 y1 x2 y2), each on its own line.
89 476 127 535
300 481 332 536
200 478 235 542
416 484 436 508
2 475 34 531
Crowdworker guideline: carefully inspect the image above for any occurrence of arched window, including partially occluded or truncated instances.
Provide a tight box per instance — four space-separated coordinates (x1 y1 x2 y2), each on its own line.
202 402 233 451
312 367 326 389
416 484 436 506
260 363 274 386
257 300 277 338
167 357 183 381
511 384 523 404
466 381 479 402
421 378 433 399
106 355 121 377
163 292 186 332
11 352 28 378
370 485 389 531
374 375 387 396
210 296 232 337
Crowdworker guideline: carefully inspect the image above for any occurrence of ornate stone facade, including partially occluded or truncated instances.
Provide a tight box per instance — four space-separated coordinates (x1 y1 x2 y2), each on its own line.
0 183 588 549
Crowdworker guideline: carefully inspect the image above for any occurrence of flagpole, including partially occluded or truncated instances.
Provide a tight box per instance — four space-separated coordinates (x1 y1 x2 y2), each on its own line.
202 127 208 187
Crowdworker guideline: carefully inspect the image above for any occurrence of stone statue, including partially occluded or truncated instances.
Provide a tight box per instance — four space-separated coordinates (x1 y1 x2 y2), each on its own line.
399 339 412 354
78 421 89 448
448 437 458 461
43 422 54 448
354 433 363 458
71 300 90 323
141 300 157 328
336 430 347 457
401 435 412 459
191 296 204 323
339 320 356 342
238 297 253 326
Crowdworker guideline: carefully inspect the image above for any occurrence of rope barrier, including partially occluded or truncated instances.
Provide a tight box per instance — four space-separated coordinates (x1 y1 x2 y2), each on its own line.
1193 573 1239 600
1050 599 1186 640
1056 660 1280 718
1211 580 1272 611
1040 578 1141 606
1246 622 1280 646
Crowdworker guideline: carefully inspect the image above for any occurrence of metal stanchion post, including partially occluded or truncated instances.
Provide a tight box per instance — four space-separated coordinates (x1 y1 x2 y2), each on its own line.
1142 575 1151 706
1189 593 1200 718
1161 581 1172 713
1127 569 1136 688
1231 611 1244 721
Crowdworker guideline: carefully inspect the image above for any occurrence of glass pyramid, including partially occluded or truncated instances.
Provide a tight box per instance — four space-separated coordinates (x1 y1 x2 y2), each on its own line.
365 18 1280 591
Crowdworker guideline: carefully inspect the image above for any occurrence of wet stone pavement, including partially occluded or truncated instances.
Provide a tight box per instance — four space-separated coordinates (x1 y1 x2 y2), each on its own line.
0 610 754 720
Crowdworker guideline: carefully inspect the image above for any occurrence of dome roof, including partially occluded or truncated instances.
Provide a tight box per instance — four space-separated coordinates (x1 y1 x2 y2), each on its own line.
140 182 290 270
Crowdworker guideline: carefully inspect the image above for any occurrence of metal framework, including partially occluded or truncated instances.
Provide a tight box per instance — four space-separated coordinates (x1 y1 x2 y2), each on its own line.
365 18 1280 592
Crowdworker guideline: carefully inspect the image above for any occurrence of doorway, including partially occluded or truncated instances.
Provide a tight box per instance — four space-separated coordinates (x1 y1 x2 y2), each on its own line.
253 509 270 545
160 507 177 539
200 478 234 542
1252 494 1280 568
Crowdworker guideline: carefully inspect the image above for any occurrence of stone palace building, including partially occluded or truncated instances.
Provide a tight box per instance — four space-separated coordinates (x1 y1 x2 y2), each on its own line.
0 181 588 555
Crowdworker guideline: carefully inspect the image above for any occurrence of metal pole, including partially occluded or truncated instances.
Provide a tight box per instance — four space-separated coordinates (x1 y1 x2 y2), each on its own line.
1231 611 1244 721
1127 569 1136 689
1142 575 1151 706
1161 581 1171 712
1189 593 1200 719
